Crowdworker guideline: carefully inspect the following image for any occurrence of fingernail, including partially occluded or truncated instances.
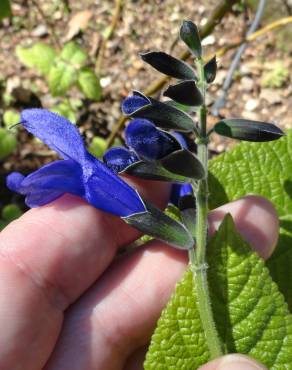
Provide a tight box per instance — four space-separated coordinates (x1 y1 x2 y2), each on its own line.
217 355 267 370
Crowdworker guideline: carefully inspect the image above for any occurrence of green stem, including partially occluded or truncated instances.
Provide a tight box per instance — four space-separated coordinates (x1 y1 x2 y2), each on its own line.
191 57 222 359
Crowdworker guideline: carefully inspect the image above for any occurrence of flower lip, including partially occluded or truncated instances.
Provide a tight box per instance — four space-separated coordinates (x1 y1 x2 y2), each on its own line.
7 109 147 217
21 109 87 163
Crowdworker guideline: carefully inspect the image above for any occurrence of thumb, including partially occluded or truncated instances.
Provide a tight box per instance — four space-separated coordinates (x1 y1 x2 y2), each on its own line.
198 354 267 370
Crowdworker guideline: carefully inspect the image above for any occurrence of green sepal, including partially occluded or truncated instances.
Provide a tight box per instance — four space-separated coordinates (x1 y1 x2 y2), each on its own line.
160 149 205 180
204 56 217 83
178 195 196 238
214 119 285 142
178 194 196 211
140 51 197 80
164 80 203 106
180 20 202 58
127 92 195 132
164 100 194 113
123 202 194 250
121 160 190 183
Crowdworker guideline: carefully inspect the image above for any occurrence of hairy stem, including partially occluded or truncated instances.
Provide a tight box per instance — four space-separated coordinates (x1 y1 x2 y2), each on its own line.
192 58 222 359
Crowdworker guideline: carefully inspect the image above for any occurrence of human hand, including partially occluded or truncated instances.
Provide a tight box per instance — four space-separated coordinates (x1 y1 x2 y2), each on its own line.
0 178 277 370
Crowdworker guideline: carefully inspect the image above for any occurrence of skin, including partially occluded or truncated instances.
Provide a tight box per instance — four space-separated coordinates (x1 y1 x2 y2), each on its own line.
0 178 277 370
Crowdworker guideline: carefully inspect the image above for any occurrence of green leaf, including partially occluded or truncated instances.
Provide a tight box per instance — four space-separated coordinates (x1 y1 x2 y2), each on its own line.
61 42 87 67
88 136 107 158
2 204 22 222
145 215 292 369
51 102 76 123
267 216 292 311
209 131 292 215
48 61 75 96
16 43 56 74
77 68 102 100
0 0 11 22
3 110 20 128
0 128 17 159
209 130 292 309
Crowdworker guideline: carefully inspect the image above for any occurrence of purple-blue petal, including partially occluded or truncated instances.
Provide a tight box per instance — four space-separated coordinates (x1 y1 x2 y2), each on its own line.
21 109 87 163
84 156 146 217
125 118 179 160
170 183 193 206
6 172 25 192
103 147 139 173
172 132 188 148
9 108 147 218
25 190 65 208
6 160 84 207
121 95 149 115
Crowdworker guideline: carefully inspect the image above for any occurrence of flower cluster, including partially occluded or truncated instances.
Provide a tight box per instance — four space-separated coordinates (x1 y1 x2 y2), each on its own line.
6 19 285 252
103 93 196 206
7 109 146 218
6 109 194 249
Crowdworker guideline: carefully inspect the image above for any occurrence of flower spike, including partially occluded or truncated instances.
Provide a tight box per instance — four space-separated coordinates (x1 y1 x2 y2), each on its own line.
7 109 147 217
7 109 193 250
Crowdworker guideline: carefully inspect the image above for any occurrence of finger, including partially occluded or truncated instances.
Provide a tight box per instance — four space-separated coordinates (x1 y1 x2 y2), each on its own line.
198 354 267 370
44 195 278 370
208 195 279 259
1 179 170 307
0 179 170 370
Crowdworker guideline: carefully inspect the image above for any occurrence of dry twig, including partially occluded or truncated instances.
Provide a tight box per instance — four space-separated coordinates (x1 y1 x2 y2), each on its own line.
30 0 62 50
95 0 123 75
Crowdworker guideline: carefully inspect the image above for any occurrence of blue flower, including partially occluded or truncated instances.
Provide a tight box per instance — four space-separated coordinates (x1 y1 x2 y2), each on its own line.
121 93 149 115
6 109 146 217
167 133 193 206
170 183 193 207
103 147 139 173
125 118 180 160
104 114 182 174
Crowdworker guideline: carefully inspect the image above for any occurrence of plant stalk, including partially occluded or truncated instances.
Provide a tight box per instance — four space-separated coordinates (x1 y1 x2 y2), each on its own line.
191 57 222 359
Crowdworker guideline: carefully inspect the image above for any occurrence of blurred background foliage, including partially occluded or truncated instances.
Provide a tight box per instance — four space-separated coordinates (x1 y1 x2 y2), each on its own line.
0 0 291 228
